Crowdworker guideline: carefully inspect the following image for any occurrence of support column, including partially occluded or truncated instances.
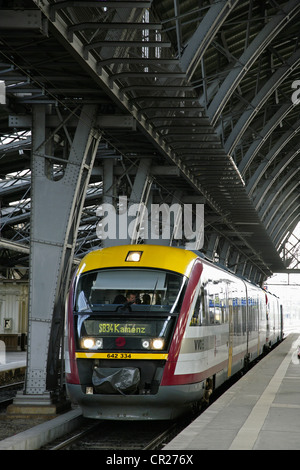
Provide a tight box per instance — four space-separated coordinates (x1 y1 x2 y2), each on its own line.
128 158 152 244
206 233 220 260
219 240 230 268
98 158 152 246
184 202 204 251
9 104 101 415
149 191 183 246
228 250 240 274
236 255 247 277
100 158 115 248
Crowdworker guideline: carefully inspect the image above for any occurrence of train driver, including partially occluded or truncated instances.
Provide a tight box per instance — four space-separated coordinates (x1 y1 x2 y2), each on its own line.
126 291 137 303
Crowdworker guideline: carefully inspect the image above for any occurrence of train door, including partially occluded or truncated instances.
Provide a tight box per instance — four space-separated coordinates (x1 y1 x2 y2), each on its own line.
227 298 234 377
280 305 284 340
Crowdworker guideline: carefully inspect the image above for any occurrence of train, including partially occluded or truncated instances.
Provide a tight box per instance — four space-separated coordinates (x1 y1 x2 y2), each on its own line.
65 244 283 420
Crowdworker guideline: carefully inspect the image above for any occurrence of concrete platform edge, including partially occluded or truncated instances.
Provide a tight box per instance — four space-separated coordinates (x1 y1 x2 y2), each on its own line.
0 408 83 450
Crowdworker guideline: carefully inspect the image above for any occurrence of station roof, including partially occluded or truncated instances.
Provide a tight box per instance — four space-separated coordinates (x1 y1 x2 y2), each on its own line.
1 0 300 279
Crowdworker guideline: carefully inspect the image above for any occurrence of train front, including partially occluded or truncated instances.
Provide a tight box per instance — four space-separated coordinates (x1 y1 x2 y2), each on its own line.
65 245 198 420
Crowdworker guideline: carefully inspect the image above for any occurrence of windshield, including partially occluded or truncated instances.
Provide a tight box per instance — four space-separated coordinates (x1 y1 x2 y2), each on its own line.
74 267 186 314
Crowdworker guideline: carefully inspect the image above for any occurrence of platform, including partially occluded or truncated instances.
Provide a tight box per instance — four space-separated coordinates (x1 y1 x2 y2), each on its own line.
0 351 26 385
0 408 83 450
164 332 300 450
0 351 26 371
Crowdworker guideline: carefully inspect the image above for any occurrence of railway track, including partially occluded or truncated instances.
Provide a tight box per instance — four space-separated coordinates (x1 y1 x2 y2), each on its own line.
43 356 260 450
0 381 24 409
44 418 185 450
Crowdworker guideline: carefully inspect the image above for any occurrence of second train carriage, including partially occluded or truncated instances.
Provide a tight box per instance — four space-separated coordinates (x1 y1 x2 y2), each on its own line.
65 244 282 420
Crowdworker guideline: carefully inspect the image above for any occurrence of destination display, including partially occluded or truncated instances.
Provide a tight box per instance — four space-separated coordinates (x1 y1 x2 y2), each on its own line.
83 320 154 336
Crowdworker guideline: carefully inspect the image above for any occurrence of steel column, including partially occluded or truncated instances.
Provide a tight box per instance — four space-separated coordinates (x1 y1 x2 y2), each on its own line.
14 105 100 410
206 232 220 260
128 158 152 244
99 158 116 248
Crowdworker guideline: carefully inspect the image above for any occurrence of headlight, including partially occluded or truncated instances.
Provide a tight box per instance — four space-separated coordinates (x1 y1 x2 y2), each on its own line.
82 338 103 349
151 338 164 350
141 338 165 350
82 338 95 349
95 339 103 349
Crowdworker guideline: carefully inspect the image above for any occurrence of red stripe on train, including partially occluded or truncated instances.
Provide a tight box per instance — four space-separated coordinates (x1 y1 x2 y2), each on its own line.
161 259 203 386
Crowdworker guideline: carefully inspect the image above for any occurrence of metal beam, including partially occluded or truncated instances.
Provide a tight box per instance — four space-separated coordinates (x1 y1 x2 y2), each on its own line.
246 118 300 197
238 102 296 176
264 180 300 231
0 10 42 29
179 0 237 79
0 238 29 254
67 22 162 43
92 165 181 176
208 0 300 126
49 1 152 21
254 152 300 212
274 203 300 248
269 196 300 240
224 48 300 157
9 114 136 130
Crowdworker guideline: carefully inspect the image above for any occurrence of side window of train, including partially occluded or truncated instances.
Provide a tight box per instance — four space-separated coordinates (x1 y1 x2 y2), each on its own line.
208 290 216 324
190 286 206 326
207 280 228 325
220 283 228 324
